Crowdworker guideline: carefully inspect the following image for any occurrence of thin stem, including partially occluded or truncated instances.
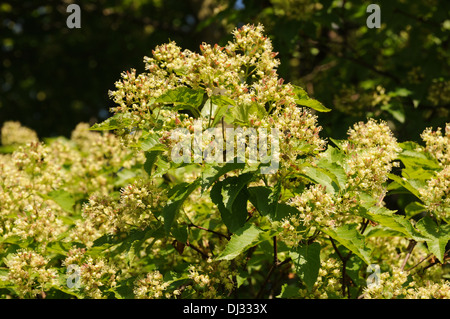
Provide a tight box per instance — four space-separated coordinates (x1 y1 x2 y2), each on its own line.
188 222 230 240
406 253 433 272
359 218 370 235
273 236 278 265
255 236 291 299
400 240 417 271
256 264 276 299
329 236 352 297
186 240 208 260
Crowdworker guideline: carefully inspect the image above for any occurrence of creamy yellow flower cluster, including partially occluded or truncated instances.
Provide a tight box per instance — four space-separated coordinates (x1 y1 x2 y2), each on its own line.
420 123 450 220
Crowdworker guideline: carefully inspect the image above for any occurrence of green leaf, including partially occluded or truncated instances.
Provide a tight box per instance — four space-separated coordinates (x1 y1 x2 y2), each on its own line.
224 103 267 125
357 206 426 241
201 161 245 191
248 182 285 221
397 142 440 170
290 242 321 292
322 224 372 265
44 190 75 213
90 113 133 131
139 132 167 152
248 186 275 217
162 180 200 234
388 174 422 200
381 102 405 123
416 217 450 263
299 164 340 194
292 85 331 112
210 173 253 232
155 87 205 116
291 85 308 99
405 201 426 219
295 98 331 112
276 284 302 298
171 223 188 243
365 225 406 238
216 224 263 260
143 151 162 176
314 145 347 190
202 95 236 128
114 168 137 187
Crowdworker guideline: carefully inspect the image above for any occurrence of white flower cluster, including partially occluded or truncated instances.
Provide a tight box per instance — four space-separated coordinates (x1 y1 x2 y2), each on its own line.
286 184 336 228
133 271 171 299
108 23 325 170
420 165 450 220
421 123 450 167
1 121 39 146
343 118 401 198
363 267 450 299
77 179 167 242
419 123 450 220
62 248 117 299
2 249 58 298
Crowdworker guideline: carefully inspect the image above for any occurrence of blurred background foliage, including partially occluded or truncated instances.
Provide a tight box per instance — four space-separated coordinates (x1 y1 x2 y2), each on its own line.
1 0 449 141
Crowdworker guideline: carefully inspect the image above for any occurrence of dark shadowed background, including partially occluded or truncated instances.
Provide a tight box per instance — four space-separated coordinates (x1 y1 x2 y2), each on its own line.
1 0 449 141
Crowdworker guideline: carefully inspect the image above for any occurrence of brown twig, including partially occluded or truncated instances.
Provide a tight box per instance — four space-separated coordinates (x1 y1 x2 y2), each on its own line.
185 240 208 260
188 222 231 240
400 240 417 271
255 236 293 298
330 236 352 297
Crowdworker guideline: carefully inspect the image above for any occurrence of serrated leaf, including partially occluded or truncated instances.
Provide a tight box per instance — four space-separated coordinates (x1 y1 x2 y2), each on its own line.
201 161 245 191
323 224 372 265
290 242 321 292
143 151 161 176
291 85 331 112
388 174 422 200
315 146 347 190
45 190 75 213
416 217 450 263
210 173 253 232
114 168 137 187
357 206 426 242
398 142 440 170
155 87 205 116
248 182 287 221
276 284 302 298
90 113 133 131
224 103 267 125
295 98 331 112
216 224 263 260
202 95 236 128
299 164 340 194
162 180 200 234
248 186 275 217
139 133 167 152
405 201 426 219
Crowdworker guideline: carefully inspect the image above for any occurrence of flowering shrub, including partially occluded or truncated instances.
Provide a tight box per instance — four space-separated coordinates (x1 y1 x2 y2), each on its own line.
0 24 449 299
